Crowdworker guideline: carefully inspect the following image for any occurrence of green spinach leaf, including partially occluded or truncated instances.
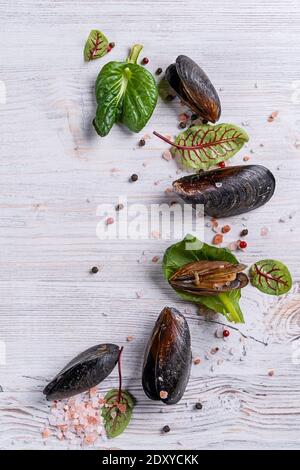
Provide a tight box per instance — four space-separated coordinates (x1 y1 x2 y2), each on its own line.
250 259 292 296
93 44 158 136
163 235 245 323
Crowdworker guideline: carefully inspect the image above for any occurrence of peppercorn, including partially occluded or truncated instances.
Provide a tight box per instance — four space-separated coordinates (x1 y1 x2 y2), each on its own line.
223 329 230 338
139 138 146 147
166 94 176 101
91 266 99 274
179 121 187 129
195 402 203 410
203 119 208 124
115 203 124 211
130 174 138 182
219 161 226 169
142 57 149 65
162 425 170 433
109 42 115 48
239 240 247 249
191 114 198 121
156 67 163 75
240 229 248 237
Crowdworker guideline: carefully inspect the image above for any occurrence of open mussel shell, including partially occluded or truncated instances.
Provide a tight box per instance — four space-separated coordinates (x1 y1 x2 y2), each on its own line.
43 343 120 401
142 307 191 405
173 165 275 218
169 260 249 296
165 55 221 123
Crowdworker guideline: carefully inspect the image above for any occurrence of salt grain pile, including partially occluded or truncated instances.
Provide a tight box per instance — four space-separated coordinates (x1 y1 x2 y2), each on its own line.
41 387 107 446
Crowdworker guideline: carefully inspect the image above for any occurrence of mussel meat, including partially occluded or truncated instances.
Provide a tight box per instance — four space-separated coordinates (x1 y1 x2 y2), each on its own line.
173 165 275 218
165 55 221 123
43 343 120 400
169 260 248 296
142 307 191 405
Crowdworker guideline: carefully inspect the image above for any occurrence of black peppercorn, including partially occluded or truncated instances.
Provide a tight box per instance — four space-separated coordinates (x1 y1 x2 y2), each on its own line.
115 203 124 211
166 94 176 101
139 138 146 147
130 174 138 182
191 114 199 121
156 67 163 75
240 229 249 237
179 121 187 129
162 425 170 433
195 402 203 410
109 42 115 48
91 266 99 274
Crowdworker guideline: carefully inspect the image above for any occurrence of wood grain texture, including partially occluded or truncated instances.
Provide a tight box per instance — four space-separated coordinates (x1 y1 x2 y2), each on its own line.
0 0 300 450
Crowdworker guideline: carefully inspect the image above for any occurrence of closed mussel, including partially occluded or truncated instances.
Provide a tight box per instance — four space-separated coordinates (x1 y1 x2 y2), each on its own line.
169 260 249 296
43 343 120 400
165 55 221 123
173 165 275 218
142 307 191 405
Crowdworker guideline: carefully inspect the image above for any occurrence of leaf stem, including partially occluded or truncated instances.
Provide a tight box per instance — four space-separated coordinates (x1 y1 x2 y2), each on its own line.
127 44 143 64
218 293 244 324
117 346 124 403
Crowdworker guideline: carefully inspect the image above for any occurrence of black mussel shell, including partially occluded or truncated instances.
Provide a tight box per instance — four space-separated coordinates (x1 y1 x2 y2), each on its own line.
165 55 221 123
43 344 120 400
173 165 275 218
142 307 191 405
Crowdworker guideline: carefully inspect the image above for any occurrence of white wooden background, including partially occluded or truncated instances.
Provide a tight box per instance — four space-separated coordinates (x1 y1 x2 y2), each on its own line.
0 0 300 450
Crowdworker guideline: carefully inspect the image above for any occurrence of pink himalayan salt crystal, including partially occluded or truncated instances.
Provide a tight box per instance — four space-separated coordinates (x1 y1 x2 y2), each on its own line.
165 187 173 194
228 241 238 251
151 230 160 239
106 217 114 225
42 428 51 439
268 111 279 122
260 226 269 236
142 133 151 140
159 390 168 399
85 433 97 445
162 150 172 161
43 388 106 446
126 335 135 342
178 112 189 122
152 256 160 263
243 156 250 162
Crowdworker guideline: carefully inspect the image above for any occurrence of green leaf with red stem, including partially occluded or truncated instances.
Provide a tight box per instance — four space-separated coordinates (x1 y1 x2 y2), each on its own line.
84 30 109 61
249 259 292 296
101 346 135 438
153 123 249 170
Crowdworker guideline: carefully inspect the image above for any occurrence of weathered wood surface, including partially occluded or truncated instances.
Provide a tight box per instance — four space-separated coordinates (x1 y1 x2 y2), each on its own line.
0 0 300 450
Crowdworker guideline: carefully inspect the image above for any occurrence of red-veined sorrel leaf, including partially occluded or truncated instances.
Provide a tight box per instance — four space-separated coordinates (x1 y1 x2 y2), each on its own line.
84 30 109 61
250 259 292 296
101 389 135 438
153 123 249 170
